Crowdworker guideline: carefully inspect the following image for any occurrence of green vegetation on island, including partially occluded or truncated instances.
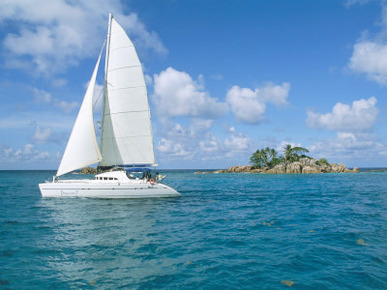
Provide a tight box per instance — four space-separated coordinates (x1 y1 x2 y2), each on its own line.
249 144 311 169
197 144 358 174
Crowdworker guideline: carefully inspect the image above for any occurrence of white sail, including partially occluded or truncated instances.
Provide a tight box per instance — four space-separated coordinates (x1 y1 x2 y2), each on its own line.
56 52 103 176
100 17 156 167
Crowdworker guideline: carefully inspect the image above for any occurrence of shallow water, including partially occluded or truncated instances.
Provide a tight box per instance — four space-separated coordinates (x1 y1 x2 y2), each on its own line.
1 170 386 289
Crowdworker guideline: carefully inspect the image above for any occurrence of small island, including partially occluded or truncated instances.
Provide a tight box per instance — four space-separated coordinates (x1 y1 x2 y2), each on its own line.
198 144 359 174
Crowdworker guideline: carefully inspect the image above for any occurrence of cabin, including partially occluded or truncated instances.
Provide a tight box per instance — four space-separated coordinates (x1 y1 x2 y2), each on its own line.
94 171 135 183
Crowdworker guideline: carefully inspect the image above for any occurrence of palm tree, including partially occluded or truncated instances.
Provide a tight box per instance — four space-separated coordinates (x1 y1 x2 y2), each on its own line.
261 148 270 167
250 147 281 168
250 149 263 168
284 144 293 162
283 144 309 162
291 146 309 159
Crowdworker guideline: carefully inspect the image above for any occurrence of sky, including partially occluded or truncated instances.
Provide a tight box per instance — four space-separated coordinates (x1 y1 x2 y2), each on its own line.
0 0 386 170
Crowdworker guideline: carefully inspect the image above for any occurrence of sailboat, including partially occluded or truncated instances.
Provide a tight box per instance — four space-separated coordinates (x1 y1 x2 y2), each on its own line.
39 14 180 198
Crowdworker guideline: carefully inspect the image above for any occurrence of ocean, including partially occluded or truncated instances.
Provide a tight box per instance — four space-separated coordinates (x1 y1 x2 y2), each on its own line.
0 170 386 289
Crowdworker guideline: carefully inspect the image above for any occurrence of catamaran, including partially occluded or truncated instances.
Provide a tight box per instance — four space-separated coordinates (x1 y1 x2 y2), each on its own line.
39 14 180 198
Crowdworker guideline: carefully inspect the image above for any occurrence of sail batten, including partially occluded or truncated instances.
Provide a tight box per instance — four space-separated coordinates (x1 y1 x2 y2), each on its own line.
108 65 141 72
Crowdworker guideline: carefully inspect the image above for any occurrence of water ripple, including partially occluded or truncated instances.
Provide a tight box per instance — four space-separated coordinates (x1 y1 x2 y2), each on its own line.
0 170 386 288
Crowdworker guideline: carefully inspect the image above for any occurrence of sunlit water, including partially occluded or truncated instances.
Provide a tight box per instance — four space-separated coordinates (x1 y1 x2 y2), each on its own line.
1 170 386 289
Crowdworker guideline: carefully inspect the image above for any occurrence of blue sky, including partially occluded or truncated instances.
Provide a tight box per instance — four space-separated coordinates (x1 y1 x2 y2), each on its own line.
0 0 386 170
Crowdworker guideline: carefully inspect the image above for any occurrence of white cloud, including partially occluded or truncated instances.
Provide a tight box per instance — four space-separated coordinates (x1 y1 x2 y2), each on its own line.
33 88 79 114
33 125 53 144
54 100 79 114
0 0 166 75
308 131 387 166
226 83 290 124
153 67 228 120
0 143 55 165
118 12 167 55
306 97 378 132
0 112 75 131
157 138 190 157
155 119 253 167
199 135 222 153
224 130 251 152
349 42 387 84
306 96 384 166
144 74 153 87
348 2 387 84
34 88 52 103
276 141 303 154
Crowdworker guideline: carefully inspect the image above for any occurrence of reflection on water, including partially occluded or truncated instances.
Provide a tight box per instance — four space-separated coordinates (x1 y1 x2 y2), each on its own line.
38 198 176 287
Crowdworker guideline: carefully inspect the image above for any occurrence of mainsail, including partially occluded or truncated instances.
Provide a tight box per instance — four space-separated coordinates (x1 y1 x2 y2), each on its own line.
56 50 103 177
99 16 156 167
57 14 156 176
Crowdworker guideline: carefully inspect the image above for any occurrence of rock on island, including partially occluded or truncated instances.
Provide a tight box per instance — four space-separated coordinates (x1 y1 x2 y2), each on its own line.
198 157 359 174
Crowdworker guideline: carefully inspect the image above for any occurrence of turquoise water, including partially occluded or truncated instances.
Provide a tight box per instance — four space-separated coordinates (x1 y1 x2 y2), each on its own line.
1 170 386 289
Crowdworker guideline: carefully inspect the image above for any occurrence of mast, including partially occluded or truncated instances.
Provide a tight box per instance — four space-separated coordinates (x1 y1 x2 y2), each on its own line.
99 13 113 157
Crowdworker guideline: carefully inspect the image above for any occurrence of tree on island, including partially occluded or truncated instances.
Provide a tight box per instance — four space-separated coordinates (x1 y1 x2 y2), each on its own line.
250 144 311 169
284 144 309 163
250 147 283 168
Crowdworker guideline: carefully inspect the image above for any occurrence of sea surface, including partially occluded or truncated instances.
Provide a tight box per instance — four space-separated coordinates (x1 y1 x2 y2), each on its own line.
0 170 386 289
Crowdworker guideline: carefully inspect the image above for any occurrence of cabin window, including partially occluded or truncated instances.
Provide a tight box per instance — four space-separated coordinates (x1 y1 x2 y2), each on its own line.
109 178 113 180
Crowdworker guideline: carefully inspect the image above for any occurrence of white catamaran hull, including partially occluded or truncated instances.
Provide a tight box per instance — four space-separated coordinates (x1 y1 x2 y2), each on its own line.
39 180 180 198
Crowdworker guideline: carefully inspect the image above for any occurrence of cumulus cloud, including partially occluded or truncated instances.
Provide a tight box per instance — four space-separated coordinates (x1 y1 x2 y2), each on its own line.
348 2 387 84
349 42 387 84
0 0 166 75
199 135 222 153
306 97 378 132
306 97 384 166
308 131 387 165
224 128 251 153
226 83 290 124
157 138 190 157
153 67 228 120
154 120 252 166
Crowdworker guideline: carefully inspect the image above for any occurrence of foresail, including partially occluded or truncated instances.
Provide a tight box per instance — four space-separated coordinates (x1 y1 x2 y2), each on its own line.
100 17 156 167
56 51 103 176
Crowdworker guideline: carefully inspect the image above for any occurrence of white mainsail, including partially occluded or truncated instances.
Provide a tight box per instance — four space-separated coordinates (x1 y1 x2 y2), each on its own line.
57 14 156 176
56 51 103 176
99 16 156 167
